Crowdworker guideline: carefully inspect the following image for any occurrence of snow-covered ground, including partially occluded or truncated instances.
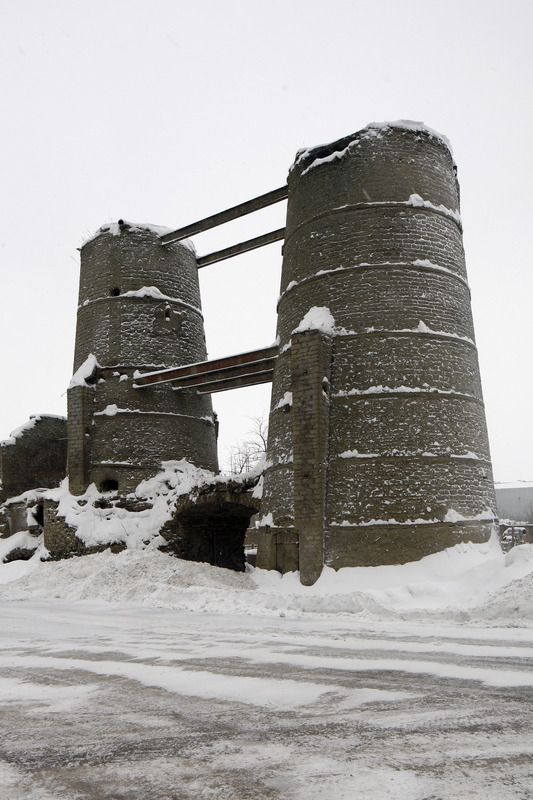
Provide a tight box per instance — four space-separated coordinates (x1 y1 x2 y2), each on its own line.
1 538 533 799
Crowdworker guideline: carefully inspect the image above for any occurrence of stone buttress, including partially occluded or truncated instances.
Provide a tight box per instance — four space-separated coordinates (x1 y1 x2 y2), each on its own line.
257 122 497 583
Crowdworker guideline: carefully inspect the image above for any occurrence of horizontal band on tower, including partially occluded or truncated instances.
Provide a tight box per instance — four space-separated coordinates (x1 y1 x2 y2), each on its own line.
276 260 470 309
283 199 463 249
94 461 173 471
328 517 495 529
77 294 204 319
331 388 484 404
332 452 492 463
93 408 214 423
332 329 476 348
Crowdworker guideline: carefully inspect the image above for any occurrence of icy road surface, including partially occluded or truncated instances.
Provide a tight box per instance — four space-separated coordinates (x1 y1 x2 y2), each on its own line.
1 599 532 800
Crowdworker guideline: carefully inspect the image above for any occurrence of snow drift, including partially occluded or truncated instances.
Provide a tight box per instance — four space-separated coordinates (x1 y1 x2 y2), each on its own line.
1 534 532 627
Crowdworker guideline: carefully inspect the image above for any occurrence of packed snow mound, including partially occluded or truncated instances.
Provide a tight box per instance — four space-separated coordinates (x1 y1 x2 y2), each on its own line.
0 549 254 607
1 536 533 625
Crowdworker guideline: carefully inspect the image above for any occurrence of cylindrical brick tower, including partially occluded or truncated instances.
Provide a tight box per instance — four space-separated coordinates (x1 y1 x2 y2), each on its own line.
257 121 497 583
67 221 218 495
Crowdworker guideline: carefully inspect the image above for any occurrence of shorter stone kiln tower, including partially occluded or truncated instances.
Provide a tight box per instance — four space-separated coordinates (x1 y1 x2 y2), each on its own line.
257 122 497 582
67 222 218 495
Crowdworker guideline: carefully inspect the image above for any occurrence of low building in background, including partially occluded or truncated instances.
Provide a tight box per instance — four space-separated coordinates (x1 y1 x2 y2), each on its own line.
495 482 533 549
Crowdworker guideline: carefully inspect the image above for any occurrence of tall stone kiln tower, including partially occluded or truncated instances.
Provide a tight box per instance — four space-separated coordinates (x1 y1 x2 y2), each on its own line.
257 121 497 583
67 222 218 495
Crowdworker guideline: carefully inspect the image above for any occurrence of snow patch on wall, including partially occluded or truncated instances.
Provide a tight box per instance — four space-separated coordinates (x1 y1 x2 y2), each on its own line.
0 531 42 561
252 476 264 500
274 392 293 410
257 512 275 528
444 508 496 524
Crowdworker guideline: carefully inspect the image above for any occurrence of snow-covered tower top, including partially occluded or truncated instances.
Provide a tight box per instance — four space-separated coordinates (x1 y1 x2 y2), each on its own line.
75 222 204 372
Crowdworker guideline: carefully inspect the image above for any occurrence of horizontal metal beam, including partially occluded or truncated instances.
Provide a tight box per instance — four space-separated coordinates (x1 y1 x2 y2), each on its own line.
158 359 277 392
197 228 285 268
133 345 279 388
179 369 275 395
160 186 288 245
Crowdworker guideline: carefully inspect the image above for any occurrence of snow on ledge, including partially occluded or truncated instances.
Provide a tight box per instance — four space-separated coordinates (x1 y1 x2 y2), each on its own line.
444 508 497 524
338 449 483 462
339 449 380 459
333 385 475 399
122 288 202 316
331 509 496 527
123 286 173 300
405 193 460 223
79 289 203 318
69 354 100 389
293 307 335 335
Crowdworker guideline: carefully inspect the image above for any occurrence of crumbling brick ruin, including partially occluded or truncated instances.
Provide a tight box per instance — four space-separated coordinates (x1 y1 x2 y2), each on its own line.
1 122 498 582
0 415 67 506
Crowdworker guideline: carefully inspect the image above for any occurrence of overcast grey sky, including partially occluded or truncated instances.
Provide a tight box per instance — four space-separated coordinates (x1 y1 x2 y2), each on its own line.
1 0 531 482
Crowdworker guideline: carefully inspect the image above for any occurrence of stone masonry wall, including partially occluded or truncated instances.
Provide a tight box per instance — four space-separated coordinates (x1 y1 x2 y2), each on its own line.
0 416 67 502
68 225 218 494
291 330 332 585
258 123 497 577
74 225 205 372
67 386 93 496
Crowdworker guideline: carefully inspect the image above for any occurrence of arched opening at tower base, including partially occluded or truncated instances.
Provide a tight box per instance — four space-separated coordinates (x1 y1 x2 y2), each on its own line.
160 491 260 572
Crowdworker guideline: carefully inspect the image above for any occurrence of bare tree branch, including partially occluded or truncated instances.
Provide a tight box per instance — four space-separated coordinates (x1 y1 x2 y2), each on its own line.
226 414 268 474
